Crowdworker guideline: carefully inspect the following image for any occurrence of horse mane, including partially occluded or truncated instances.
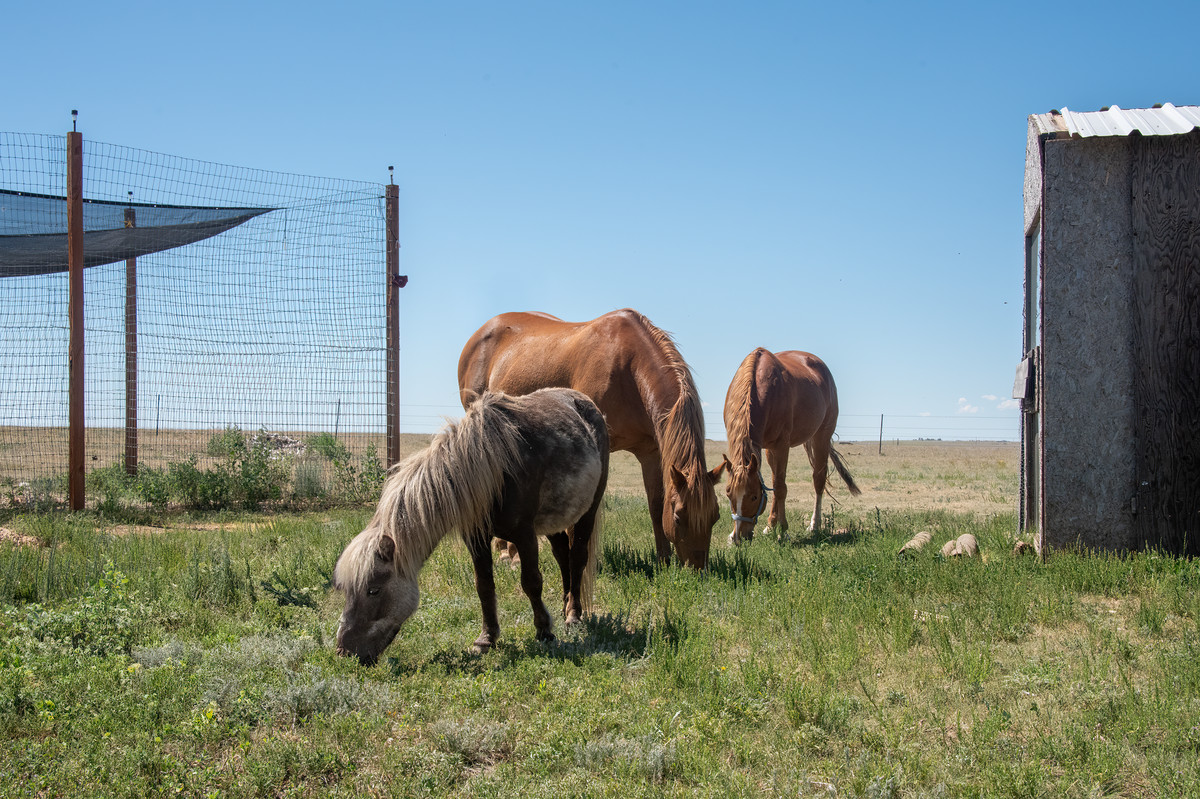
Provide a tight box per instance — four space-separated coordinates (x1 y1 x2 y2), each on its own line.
629 310 713 493
725 348 766 476
334 393 527 592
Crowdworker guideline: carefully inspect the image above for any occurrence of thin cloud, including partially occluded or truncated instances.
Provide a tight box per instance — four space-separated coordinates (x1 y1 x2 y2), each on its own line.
957 397 980 414
998 398 1020 410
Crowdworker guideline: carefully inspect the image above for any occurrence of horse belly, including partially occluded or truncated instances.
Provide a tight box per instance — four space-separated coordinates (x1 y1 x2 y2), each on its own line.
532 458 602 536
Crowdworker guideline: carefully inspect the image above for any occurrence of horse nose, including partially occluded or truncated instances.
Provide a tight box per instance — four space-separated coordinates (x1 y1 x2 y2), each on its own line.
679 545 709 569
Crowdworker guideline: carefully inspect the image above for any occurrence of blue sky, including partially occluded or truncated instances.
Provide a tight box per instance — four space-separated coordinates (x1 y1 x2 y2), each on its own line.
6 1 1199 440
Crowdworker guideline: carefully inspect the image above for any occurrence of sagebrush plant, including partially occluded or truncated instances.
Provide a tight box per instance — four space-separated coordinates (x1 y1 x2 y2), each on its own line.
327 442 388 504
305 432 351 463
27 427 392 514
0 444 1197 797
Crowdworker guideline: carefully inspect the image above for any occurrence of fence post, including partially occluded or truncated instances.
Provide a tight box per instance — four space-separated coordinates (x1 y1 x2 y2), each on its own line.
67 122 85 509
124 203 138 476
878 414 884 455
385 176 402 468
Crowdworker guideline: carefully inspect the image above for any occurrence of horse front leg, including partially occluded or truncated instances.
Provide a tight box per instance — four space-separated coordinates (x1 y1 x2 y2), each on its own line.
512 533 555 642
765 447 790 534
467 534 501 653
637 452 673 565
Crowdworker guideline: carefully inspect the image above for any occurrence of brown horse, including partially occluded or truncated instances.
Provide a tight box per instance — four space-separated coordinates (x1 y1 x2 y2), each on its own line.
458 309 722 568
333 388 608 663
721 348 861 543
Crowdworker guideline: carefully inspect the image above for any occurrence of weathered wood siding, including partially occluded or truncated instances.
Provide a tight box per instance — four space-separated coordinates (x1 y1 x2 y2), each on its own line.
1030 128 1200 554
1131 132 1200 555
1040 135 1137 550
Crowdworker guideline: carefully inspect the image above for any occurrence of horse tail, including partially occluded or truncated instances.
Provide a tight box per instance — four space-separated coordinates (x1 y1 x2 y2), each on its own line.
830 447 863 496
570 390 608 616
579 500 603 615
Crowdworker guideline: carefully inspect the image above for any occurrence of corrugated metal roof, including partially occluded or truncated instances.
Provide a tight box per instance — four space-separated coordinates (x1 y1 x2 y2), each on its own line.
1034 103 1200 138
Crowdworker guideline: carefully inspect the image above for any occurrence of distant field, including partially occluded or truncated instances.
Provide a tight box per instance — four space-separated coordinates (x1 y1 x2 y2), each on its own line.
607 438 1018 523
0 426 1017 524
0 426 399 481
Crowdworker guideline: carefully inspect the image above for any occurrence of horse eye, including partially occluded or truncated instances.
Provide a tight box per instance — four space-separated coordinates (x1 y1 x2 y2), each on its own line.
367 587 381 597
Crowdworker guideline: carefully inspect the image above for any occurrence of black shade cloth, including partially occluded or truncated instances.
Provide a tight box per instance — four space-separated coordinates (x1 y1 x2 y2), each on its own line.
0 190 274 276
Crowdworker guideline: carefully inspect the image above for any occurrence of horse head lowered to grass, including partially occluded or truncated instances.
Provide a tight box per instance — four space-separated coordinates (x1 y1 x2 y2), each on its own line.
332 387 609 664
457 309 722 569
722 348 861 543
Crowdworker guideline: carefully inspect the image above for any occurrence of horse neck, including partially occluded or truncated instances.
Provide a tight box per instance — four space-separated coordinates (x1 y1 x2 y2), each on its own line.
381 442 496 576
638 357 708 476
727 355 766 475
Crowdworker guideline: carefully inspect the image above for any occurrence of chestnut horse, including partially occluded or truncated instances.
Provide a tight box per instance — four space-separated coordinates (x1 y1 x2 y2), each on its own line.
458 309 722 568
721 348 861 543
333 388 608 663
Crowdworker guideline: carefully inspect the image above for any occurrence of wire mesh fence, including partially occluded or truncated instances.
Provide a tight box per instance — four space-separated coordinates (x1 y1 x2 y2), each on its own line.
0 132 389 503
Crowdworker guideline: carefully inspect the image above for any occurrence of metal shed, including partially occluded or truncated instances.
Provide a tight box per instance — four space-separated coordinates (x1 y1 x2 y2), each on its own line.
1020 104 1200 555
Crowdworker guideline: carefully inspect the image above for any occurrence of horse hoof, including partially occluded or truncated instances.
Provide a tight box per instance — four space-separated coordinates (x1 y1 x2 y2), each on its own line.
471 637 496 654
564 612 582 626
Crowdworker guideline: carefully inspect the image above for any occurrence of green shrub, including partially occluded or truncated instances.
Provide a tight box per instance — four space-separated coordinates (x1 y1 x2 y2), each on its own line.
306 432 351 463
331 443 386 504
291 456 328 499
2 562 146 657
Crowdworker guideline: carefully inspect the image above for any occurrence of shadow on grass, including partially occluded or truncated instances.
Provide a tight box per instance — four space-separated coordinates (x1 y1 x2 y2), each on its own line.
601 542 657 580
387 610 654 677
784 523 866 549
601 541 773 586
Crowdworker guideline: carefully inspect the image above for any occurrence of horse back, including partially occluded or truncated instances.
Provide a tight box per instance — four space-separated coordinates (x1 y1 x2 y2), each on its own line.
760 350 840 446
458 309 667 452
489 388 609 537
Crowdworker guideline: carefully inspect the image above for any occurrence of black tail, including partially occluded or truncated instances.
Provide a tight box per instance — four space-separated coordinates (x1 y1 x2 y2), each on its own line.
829 447 862 496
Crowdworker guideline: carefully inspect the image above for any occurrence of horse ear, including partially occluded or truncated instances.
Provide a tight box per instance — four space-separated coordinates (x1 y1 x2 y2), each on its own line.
375 534 396 563
669 464 689 495
711 456 729 483
748 452 759 473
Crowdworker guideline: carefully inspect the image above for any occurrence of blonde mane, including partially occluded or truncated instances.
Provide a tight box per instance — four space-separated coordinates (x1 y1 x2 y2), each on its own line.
725 348 765 478
334 393 527 593
633 312 716 509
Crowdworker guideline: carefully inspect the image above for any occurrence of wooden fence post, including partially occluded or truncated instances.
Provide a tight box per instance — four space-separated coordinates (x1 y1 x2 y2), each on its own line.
385 177 402 468
124 203 138 476
67 122 85 509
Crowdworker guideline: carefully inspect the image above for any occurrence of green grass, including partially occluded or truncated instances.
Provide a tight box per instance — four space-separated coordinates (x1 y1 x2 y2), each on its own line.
0 497 1197 797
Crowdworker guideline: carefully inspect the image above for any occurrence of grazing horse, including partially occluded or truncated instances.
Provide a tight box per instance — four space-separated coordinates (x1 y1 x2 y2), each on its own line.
458 309 722 568
333 388 608 664
721 348 861 543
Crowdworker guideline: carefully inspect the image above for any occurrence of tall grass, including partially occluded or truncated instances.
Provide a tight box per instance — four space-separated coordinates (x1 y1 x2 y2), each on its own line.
0 487 1197 796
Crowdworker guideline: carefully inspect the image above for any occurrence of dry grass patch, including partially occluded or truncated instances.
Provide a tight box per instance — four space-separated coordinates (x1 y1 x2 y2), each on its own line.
0 526 42 547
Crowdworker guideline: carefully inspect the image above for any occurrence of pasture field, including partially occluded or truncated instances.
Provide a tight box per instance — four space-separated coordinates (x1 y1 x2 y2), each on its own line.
1 439 1198 797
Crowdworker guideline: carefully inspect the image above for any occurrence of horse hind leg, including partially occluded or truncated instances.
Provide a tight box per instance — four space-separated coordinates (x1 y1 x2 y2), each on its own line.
559 500 601 624
512 533 555 642
804 438 831 532
494 537 521 568
547 532 577 623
